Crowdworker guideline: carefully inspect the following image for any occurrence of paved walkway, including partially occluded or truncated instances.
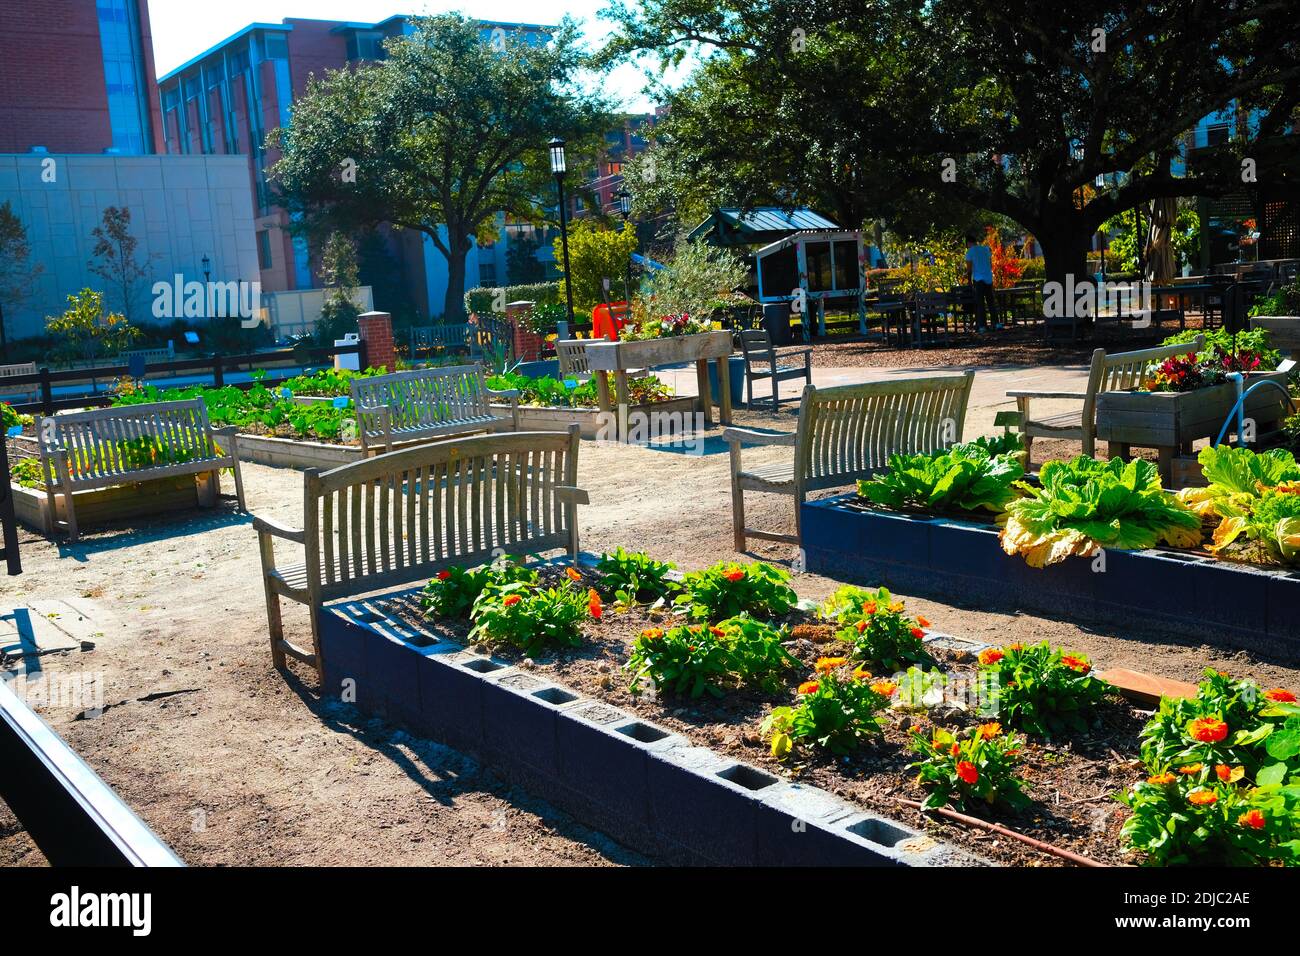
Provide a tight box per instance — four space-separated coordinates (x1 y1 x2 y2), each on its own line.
657 362 1092 439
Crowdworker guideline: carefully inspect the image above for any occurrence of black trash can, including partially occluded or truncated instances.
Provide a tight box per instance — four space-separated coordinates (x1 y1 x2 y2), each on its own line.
762 302 793 345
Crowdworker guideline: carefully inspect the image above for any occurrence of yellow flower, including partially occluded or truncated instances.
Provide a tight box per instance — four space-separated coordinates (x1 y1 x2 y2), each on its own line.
975 721 1002 740
814 656 847 674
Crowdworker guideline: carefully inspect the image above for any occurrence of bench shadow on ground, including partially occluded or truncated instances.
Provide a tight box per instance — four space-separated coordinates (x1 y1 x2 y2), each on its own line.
50 502 253 561
277 664 652 866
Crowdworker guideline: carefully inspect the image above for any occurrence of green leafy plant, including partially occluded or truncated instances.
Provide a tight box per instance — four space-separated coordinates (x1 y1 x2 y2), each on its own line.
896 665 948 710
9 457 43 489
976 641 1106 736
625 614 797 698
282 366 382 397
485 371 673 409
420 556 537 619
763 661 895 757
675 561 797 622
1179 446 1300 566
999 456 1202 566
594 548 679 603
1 402 32 431
857 440 1023 514
822 586 933 671
468 580 591 655
1162 327 1281 370
909 722 1030 811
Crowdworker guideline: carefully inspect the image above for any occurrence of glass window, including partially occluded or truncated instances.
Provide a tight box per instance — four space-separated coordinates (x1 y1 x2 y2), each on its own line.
833 241 859 290
805 242 833 292
258 231 273 270
96 0 152 152
263 34 289 59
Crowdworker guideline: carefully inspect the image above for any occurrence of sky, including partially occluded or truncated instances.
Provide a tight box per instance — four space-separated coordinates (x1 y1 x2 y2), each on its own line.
145 0 679 112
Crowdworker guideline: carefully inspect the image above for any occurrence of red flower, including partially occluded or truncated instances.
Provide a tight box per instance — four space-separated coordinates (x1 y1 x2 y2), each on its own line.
1264 688 1297 703
910 627 924 640
1060 654 1090 674
502 594 522 607
1237 809 1266 830
1188 717 1229 744
587 588 602 619
797 680 820 696
722 567 745 583
956 761 979 785
436 570 452 580
978 648 1004 667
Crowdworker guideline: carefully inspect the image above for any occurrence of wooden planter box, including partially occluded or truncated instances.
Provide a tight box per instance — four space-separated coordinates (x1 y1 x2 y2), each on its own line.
232 433 361 470
1096 371 1289 449
582 330 733 371
491 396 699 438
10 473 212 536
801 495 1300 654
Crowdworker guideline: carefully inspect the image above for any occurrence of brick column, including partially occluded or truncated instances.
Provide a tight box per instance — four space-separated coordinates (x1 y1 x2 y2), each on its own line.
505 300 543 361
357 311 396 372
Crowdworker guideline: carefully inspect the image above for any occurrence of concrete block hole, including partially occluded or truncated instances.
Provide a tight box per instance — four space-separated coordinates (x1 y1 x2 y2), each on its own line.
716 763 778 791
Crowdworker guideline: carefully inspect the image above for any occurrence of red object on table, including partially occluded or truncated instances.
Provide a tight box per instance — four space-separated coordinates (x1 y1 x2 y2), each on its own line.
592 301 629 341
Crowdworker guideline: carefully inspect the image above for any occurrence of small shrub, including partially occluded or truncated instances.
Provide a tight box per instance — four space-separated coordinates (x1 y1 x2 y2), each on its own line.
762 660 895 756
467 581 590 655
625 615 796 698
822 586 932 671
675 561 797 622
421 556 536 619
909 722 1030 811
977 641 1106 736
595 548 679 603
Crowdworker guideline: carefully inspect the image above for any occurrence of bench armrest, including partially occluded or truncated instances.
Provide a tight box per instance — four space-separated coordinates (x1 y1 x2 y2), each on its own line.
555 485 590 506
252 513 306 544
1006 390 1089 400
722 427 798 448
775 347 813 361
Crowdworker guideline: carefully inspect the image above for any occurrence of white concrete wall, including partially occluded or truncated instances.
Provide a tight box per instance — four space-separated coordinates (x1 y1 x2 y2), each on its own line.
0 153 258 340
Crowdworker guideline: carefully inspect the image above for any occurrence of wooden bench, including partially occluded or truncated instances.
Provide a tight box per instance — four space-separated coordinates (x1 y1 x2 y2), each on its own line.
254 426 589 675
738 329 811 410
33 399 246 540
556 338 648 383
1007 336 1201 462
725 371 974 549
0 362 36 395
349 364 520 455
409 323 486 359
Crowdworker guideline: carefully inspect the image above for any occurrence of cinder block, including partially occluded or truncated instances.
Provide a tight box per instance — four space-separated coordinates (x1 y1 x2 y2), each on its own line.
480 671 570 777
556 702 663 829
319 606 369 710
754 783 861 866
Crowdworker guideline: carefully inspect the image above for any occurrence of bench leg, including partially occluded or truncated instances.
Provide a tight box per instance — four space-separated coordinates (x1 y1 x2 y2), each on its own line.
230 457 247 511
307 600 324 677
729 445 746 552
258 531 287 669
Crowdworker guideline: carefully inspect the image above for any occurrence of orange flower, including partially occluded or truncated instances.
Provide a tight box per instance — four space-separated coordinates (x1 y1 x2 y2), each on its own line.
916 616 931 628
1264 688 1298 703
640 627 665 641
1147 772 1176 786
956 761 979 784
862 602 878 615
815 656 847 674
948 743 961 758
1177 763 1203 775
978 648 1004 666
587 589 602 619
976 721 1002 740
1237 809 1266 830
851 666 872 681
888 601 905 613
722 567 745 583
910 627 925 640
1188 717 1229 744
709 626 726 638
1060 654 1091 674
855 619 868 634
436 570 452 580
502 594 522 607
797 680 820 696
1187 789 1218 806
1215 764 1245 783
870 680 898 697
565 567 583 582
1007 642 1024 652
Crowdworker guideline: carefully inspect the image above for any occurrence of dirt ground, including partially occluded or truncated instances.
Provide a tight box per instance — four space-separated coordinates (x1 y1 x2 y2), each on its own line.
4 336 1298 868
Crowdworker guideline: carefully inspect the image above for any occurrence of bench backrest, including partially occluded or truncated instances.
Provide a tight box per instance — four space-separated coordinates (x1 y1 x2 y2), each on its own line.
556 339 591 378
122 346 174 364
304 426 581 598
0 362 36 380
350 364 493 439
1086 334 1204 400
738 329 775 367
35 399 219 485
410 324 477 352
794 371 975 492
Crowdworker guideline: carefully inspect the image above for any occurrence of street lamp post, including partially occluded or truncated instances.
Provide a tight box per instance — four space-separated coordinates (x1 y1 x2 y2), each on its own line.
201 254 211 284
617 187 633 305
549 138 575 328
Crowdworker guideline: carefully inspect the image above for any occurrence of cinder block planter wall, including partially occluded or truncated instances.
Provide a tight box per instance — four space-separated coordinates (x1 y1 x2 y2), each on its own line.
318 595 981 867
802 495 1300 655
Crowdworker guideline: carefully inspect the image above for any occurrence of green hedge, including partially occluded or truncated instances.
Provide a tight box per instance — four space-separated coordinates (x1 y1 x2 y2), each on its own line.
464 282 561 316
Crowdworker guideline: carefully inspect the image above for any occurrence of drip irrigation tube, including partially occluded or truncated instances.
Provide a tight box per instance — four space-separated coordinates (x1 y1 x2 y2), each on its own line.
894 797 1109 868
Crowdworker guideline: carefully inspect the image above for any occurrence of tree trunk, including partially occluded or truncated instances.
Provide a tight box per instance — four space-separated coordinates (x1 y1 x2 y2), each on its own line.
1033 210 1094 336
442 239 470 324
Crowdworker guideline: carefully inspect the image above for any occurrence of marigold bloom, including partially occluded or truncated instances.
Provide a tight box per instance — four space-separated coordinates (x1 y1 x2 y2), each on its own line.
1215 764 1245 783
436 570 452 580
888 601 905 613
1188 717 1229 744
916 616 931 628
851 666 872 681
1007 642 1024 652
1147 772 1176 786
1264 688 1298 703
949 743 961 758
797 680 820 696
815 656 847 674
976 721 1002 740
1060 654 1090 674
709 626 726 638
978 648 1004 666
1237 809 1266 830
855 619 868 634
870 680 898 697
587 589 602 619
863 602 878 615
956 761 979 784
565 567 583 582
502 594 522 607
640 627 664 641
910 627 924 640
1187 789 1218 806
1177 763 1203 775
722 567 745 583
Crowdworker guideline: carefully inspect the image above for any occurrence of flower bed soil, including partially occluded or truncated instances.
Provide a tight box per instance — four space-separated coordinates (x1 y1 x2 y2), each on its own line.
373 566 1148 867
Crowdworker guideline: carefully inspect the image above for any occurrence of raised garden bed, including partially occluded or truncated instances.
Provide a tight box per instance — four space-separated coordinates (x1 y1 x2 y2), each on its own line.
801 495 1300 653
489 395 699 438
232 432 361 470
9 473 218 536
1096 371 1290 450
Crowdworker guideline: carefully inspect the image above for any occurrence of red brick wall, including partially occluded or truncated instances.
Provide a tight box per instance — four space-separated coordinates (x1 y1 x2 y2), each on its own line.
358 312 396 373
0 0 114 153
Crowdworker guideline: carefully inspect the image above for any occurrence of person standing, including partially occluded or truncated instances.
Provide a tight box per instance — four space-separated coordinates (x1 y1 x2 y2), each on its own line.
964 233 1002 332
